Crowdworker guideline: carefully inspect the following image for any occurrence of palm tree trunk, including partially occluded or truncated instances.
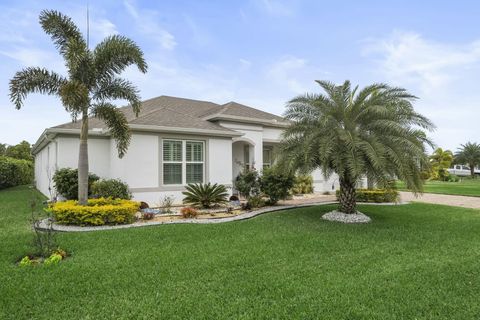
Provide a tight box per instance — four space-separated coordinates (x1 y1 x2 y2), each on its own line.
338 176 357 214
470 164 475 178
78 112 89 205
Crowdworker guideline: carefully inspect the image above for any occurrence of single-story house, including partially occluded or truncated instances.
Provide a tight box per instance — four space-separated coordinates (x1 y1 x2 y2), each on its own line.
33 95 340 204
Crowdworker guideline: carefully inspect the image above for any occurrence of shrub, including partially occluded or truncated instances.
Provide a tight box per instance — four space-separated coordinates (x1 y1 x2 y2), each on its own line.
180 207 198 218
246 195 265 209
48 198 139 226
182 183 228 208
446 174 460 182
91 178 132 199
235 170 261 199
260 167 294 204
53 168 99 200
0 156 33 189
335 188 399 203
19 256 33 267
291 175 314 194
44 253 63 266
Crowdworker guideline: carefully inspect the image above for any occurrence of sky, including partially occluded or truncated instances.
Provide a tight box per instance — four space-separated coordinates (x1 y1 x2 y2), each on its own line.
1 0 479 151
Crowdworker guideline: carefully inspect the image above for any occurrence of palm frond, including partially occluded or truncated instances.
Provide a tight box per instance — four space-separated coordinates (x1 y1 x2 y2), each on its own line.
91 103 131 158
9 67 67 109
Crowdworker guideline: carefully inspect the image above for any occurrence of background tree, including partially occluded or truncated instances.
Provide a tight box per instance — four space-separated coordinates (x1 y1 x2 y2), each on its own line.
279 80 434 214
0 144 6 156
455 142 480 178
9 10 147 204
5 141 33 161
429 147 453 181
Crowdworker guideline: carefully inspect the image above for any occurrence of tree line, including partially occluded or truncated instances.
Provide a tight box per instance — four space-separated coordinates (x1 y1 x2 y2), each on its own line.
429 142 480 180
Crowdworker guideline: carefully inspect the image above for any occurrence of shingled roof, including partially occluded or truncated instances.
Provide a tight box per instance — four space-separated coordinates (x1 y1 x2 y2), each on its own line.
53 95 286 132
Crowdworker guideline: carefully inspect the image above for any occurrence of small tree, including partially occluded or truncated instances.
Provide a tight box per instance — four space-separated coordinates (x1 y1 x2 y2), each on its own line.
455 142 480 178
429 148 453 181
9 10 147 205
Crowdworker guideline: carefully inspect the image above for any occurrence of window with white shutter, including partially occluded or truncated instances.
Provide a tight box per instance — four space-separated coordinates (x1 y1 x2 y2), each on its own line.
163 139 204 185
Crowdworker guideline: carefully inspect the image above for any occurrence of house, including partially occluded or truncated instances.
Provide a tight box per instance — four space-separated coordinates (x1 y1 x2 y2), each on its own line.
32 96 339 204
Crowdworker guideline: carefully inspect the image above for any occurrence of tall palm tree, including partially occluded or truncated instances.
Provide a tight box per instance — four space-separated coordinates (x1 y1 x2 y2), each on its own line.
455 142 480 178
429 148 453 181
279 80 434 214
9 10 147 205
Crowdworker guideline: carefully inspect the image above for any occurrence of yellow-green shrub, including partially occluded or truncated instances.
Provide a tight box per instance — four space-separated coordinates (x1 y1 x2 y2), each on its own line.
48 198 140 226
335 189 399 203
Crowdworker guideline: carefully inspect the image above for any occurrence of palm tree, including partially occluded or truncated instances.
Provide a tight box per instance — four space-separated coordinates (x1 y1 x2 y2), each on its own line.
429 148 453 181
279 80 434 214
9 10 147 205
455 142 480 178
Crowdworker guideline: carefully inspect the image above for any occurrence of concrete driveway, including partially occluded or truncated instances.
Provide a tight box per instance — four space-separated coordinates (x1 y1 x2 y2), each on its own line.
399 191 480 209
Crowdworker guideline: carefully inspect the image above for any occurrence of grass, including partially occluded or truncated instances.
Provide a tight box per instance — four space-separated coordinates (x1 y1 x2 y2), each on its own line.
1 186 480 319
397 178 480 197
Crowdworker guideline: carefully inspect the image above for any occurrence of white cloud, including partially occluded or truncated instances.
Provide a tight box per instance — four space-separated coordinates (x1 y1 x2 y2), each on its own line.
255 0 297 17
363 31 480 93
266 55 309 93
123 0 176 50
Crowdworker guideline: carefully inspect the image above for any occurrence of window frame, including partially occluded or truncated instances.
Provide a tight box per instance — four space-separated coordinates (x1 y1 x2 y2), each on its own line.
162 139 205 186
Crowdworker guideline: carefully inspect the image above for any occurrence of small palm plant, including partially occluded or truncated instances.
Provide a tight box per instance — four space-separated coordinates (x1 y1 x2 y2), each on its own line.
9 10 147 205
279 80 434 215
182 183 228 208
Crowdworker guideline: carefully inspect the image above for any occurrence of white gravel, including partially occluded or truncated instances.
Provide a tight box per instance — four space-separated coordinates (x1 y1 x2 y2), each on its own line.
322 210 371 224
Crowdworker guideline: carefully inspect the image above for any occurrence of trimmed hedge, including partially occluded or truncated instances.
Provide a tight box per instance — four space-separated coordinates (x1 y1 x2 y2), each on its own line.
0 156 33 189
336 188 399 203
48 198 140 226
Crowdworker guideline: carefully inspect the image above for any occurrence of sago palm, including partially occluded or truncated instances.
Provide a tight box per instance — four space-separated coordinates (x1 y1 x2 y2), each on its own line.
182 183 228 208
279 80 434 214
455 142 480 178
429 148 453 181
9 10 147 205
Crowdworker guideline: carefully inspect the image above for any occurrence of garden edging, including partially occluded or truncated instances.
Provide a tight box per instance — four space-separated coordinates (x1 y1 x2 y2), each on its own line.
38 201 409 232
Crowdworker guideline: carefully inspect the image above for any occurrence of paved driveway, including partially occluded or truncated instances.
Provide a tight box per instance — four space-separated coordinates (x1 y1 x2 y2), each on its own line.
399 191 480 209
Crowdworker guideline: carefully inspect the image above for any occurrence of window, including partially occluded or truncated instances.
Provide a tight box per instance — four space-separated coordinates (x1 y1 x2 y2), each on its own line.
163 139 204 185
244 145 250 171
263 146 274 169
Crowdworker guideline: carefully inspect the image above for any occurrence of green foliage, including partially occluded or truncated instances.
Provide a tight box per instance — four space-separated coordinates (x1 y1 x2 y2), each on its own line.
44 253 63 266
455 142 480 178
246 195 265 209
291 175 314 194
279 80 433 213
260 167 295 204
429 148 453 181
445 174 460 182
235 170 261 200
180 207 199 218
3 141 33 161
91 178 132 200
19 256 33 267
53 168 99 200
48 198 139 226
0 156 33 189
182 183 228 208
335 188 399 203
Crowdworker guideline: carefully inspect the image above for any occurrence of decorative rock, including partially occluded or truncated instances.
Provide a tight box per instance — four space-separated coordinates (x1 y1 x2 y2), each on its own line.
322 210 371 224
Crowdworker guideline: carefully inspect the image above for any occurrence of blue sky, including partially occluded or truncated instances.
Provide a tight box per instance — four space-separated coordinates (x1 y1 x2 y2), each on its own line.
1 0 480 150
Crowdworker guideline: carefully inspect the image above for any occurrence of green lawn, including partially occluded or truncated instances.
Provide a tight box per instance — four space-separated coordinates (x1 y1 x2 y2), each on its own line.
1 186 480 319
397 178 480 197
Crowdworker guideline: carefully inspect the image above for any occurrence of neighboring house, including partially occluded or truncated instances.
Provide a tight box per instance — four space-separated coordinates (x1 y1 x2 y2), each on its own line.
33 96 340 203
448 165 480 177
